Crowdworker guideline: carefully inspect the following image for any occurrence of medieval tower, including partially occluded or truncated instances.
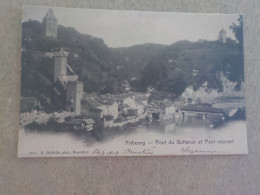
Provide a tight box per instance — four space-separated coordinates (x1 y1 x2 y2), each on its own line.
53 48 83 116
54 49 68 82
219 28 227 43
66 81 83 115
43 8 58 38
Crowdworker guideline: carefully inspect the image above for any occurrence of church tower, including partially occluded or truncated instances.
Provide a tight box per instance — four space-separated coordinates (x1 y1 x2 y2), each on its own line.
43 8 58 38
219 28 226 43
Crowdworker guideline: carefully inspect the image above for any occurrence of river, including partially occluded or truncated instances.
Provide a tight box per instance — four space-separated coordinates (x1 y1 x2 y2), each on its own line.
18 120 248 157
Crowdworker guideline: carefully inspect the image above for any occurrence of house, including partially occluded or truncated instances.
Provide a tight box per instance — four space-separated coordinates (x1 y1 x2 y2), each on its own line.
82 118 95 131
69 118 95 131
115 93 146 117
85 95 118 120
160 99 176 120
103 115 114 128
97 96 118 119
192 69 199 76
160 99 176 115
135 97 146 115
20 97 48 125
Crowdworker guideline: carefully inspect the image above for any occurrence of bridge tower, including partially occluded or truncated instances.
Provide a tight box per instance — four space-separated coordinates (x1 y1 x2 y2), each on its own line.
53 48 68 82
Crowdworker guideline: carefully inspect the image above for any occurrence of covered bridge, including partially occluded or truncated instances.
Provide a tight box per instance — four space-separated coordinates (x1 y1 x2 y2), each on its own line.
180 105 225 120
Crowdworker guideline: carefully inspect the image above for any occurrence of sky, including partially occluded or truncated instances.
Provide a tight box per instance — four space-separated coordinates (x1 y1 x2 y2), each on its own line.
22 6 240 48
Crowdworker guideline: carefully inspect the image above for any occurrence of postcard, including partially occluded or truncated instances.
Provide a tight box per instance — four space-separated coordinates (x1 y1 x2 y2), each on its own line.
18 6 247 157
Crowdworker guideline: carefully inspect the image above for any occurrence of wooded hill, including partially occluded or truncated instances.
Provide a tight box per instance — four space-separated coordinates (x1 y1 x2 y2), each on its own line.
21 20 244 102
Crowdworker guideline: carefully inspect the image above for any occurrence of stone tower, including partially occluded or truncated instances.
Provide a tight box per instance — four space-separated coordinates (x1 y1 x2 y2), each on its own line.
52 48 84 116
66 81 83 115
219 28 226 43
43 8 58 38
53 48 68 82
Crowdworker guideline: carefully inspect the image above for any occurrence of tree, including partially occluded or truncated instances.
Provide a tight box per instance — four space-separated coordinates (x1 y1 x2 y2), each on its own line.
230 15 243 49
228 15 244 83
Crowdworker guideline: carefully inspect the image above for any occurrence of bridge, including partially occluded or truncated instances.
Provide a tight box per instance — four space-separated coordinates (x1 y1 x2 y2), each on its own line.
180 105 225 120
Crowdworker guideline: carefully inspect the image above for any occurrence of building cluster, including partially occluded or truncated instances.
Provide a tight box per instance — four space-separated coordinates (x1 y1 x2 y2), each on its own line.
146 98 182 121
20 9 232 132
84 93 149 127
83 92 186 128
20 97 49 126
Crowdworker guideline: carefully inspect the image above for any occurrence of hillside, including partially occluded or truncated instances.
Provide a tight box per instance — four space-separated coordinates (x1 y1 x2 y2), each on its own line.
21 20 244 106
111 43 166 80
22 20 127 97
137 39 244 95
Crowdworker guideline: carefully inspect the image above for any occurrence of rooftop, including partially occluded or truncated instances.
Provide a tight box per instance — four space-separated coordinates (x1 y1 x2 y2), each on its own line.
84 118 95 124
97 96 116 105
89 107 102 113
44 8 57 21
160 99 174 108
86 97 102 108
115 92 135 101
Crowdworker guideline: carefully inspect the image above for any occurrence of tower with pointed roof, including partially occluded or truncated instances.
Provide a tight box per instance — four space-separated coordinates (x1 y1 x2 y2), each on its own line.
43 8 58 38
219 28 226 43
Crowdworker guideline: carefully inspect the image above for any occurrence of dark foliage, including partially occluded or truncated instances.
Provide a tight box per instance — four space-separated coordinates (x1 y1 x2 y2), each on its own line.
230 15 243 49
136 38 244 96
22 17 244 103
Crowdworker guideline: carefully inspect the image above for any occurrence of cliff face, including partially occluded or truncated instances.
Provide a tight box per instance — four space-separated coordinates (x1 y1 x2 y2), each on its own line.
181 73 245 104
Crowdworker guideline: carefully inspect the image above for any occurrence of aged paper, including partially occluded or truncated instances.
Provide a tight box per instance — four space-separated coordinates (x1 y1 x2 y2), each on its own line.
18 6 247 157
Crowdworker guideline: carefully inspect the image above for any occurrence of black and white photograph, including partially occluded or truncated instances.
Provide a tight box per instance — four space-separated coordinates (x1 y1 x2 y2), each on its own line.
18 6 247 157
